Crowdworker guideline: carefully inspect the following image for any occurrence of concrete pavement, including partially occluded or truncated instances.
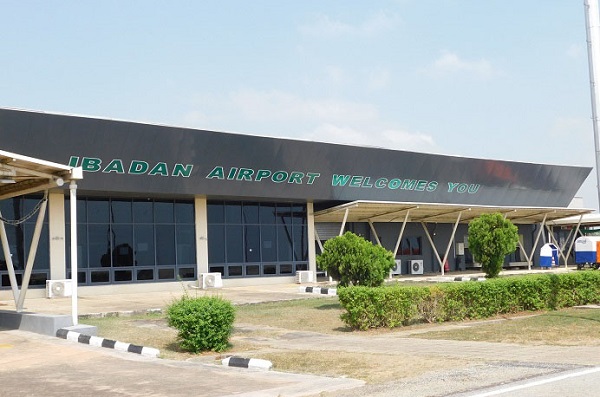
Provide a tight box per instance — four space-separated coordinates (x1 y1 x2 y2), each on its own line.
1 266 594 397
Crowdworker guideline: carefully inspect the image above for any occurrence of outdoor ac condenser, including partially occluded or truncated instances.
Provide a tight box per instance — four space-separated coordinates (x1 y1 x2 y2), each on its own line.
409 260 424 275
295 270 314 284
391 259 402 275
46 279 73 298
200 273 223 289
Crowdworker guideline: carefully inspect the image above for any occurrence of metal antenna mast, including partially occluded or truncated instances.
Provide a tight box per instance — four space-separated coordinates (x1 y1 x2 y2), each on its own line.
584 0 600 210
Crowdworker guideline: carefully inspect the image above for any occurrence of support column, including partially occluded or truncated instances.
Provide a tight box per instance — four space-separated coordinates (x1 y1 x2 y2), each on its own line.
69 181 79 326
307 201 317 276
48 192 66 280
195 196 209 276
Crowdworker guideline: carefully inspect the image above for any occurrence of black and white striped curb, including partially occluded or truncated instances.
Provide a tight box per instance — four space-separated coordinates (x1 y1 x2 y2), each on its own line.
452 276 486 282
299 286 337 296
56 328 160 358
222 356 272 370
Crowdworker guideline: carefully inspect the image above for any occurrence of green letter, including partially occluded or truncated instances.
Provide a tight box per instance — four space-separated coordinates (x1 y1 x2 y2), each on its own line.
81 157 102 172
103 159 125 174
331 174 351 186
172 163 193 177
149 162 169 176
206 166 225 179
129 160 149 175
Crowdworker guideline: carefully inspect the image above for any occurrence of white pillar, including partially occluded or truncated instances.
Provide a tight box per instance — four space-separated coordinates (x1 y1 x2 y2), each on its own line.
307 201 317 276
194 196 209 276
48 192 66 280
69 181 78 326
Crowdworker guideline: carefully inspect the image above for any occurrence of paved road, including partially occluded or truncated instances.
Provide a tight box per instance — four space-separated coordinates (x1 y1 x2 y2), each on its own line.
0 328 363 397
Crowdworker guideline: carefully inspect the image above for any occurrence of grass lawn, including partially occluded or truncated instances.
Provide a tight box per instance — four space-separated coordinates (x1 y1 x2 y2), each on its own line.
82 296 600 382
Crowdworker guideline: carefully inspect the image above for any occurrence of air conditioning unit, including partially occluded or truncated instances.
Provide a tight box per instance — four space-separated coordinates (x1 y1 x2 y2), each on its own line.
409 260 424 275
295 270 314 284
391 259 402 275
200 272 223 289
46 279 73 298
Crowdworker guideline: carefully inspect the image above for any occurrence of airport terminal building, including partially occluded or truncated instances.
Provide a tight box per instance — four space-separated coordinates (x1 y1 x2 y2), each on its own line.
0 108 594 296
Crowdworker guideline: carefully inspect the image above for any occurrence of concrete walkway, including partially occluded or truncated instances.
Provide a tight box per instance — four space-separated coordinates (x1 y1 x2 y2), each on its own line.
0 266 591 397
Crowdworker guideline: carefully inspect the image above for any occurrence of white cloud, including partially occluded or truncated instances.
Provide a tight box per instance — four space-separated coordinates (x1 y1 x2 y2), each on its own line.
424 51 496 79
367 68 391 91
230 89 378 123
300 11 399 38
566 43 584 59
307 123 438 153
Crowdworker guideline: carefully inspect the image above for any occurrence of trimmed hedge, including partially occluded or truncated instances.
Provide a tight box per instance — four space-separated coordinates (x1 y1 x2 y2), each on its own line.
166 295 235 353
337 271 600 330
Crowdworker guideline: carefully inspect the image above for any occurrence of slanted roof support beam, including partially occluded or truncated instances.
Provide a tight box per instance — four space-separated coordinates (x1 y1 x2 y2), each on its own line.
368 220 382 246
524 213 548 270
339 208 349 237
0 210 19 303
545 214 583 269
393 210 411 257
421 211 463 276
16 191 48 312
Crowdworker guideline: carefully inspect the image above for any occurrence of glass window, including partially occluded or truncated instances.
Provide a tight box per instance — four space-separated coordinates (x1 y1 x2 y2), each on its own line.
243 203 259 224
112 225 134 267
208 225 225 263
156 225 175 265
88 225 111 267
88 199 109 223
246 265 260 276
209 266 225 275
293 225 307 261
111 200 132 223
225 202 241 223
175 202 194 224
137 269 154 281
158 268 175 280
133 200 153 223
263 264 277 275
178 267 195 279
207 202 224 224
260 204 276 224
226 226 243 263
261 225 277 262
245 225 260 262
91 270 110 283
280 264 293 274
176 225 195 264
228 265 242 277
278 225 293 261
115 270 133 282
175 203 194 224
134 225 155 266
155 201 174 223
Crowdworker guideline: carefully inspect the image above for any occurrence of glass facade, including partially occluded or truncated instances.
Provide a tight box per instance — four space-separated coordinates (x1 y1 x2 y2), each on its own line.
207 201 308 278
0 196 309 289
66 197 196 285
0 196 49 288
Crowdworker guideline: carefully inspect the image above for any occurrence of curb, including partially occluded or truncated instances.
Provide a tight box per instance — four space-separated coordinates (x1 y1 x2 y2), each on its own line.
56 328 160 358
79 308 163 319
299 286 337 296
222 356 272 370
453 276 486 282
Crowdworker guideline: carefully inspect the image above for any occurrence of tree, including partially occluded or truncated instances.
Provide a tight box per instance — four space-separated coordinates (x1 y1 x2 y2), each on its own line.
468 213 519 278
316 231 395 287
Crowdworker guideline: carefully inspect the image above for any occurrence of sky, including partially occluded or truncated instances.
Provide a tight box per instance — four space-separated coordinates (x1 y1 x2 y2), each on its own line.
2 1 600 210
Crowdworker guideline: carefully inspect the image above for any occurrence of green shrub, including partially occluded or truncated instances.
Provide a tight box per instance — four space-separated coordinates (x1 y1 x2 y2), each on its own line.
468 213 519 278
166 295 235 353
338 285 429 330
317 231 395 287
337 272 600 330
